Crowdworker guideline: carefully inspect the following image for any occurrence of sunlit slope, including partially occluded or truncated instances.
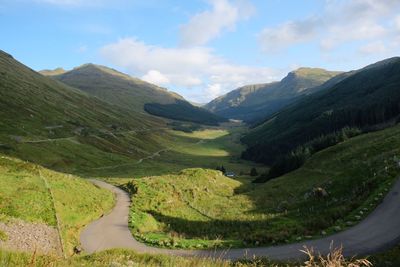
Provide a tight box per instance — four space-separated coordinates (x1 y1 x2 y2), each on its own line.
0 50 171 174
0 155 113 255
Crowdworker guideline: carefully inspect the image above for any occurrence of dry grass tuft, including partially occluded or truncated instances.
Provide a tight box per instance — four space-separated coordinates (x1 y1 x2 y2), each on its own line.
301 244 372 267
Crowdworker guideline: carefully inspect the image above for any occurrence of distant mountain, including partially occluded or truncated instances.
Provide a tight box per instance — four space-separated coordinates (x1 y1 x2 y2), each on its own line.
39 67 66 76
205 68 341 123
50 64 226 125
242 57 400 165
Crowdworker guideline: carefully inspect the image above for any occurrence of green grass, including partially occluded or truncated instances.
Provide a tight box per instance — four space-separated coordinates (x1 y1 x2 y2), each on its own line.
94 125 267 179
370 244 400 267
0 248 236 267
0 231 7 242
121 123 400 249
0 156 114 255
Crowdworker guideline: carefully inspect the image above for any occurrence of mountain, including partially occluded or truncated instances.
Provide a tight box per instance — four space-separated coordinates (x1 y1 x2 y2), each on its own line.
242 57 400 166
50 64 226 125
39 67 66 76
205 68 341 123
0 50 170 174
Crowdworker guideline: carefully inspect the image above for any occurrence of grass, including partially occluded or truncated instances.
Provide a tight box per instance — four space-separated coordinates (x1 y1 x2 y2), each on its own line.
120 123 400 249
0 248 233 267
370 244 400 267
0 156 114 256
0 231 7 242
94 125 267 179
0 246 374 267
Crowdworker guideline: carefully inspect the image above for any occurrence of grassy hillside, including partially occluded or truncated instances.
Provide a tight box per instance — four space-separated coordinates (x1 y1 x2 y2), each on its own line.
0 155 114 256
242 57 400 168
120 122 400 249
52 64 226 125
91 125 267 178
205 68 340 123
52 64 182 112
0 50 181 175
144 100 227 126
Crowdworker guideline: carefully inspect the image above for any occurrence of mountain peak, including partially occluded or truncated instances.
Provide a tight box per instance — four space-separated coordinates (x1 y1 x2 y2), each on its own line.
291 67 341 77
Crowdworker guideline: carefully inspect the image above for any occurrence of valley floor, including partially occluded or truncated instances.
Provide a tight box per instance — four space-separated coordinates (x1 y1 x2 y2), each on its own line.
1 121 400 266
81 178 400 261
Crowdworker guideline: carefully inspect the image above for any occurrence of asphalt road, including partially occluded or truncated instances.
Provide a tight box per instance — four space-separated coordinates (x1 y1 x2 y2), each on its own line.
80 179 400 260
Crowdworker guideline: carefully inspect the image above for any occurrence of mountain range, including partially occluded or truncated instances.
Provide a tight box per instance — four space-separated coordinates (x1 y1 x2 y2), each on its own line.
241 57 400 168
205 68 341 123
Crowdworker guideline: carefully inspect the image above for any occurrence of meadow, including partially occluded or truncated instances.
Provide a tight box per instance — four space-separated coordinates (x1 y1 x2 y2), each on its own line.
119 123 400 249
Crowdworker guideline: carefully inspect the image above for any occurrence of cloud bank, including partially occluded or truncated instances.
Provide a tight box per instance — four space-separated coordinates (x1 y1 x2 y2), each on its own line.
101 38 278 102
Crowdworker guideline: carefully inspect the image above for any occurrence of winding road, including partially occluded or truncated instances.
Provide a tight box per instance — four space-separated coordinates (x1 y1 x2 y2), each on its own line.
81 179 400 260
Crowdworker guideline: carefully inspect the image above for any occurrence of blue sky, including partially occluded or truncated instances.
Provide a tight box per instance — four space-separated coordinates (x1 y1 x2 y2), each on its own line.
1 0 400 102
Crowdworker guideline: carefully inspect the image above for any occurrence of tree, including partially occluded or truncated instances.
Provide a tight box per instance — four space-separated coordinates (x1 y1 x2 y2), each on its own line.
250 167 258 176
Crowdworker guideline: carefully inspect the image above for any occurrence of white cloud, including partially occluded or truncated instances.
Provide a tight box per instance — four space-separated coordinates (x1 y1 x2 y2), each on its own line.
395 15 400 31
258 0 400 53
180 0 255 47
359 41 387 55
142 70 170 85
205 83 223 99
100 38 279 102
258 17 318 52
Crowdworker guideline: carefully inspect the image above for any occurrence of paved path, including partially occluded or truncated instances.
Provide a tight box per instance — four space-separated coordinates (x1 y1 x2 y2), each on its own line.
81 179 400 260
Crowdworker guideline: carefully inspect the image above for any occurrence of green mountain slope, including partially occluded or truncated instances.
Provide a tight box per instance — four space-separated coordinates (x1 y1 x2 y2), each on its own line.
242 57 400 166
52 64 182 112
124 122 399 249
205 68 341 123
51 64 226 125
0 50 172 174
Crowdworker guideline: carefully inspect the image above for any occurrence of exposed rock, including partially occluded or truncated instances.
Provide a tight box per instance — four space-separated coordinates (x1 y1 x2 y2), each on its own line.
0 219 62 255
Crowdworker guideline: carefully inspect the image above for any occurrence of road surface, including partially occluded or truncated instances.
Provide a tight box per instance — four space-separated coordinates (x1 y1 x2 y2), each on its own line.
81 179 400 260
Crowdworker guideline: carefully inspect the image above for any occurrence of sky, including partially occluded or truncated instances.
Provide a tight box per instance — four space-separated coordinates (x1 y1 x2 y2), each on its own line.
1 0 400 103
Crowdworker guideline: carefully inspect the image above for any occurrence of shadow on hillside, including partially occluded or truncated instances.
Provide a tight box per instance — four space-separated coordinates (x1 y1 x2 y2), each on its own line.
146 210 302 243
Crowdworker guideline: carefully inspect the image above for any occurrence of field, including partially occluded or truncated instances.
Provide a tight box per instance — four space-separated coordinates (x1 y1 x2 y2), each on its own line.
0 156 114 256
119 123 400 249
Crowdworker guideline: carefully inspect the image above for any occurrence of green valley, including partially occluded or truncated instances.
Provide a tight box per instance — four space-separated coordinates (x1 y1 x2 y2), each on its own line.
118 122 400 249
1 48 399 267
